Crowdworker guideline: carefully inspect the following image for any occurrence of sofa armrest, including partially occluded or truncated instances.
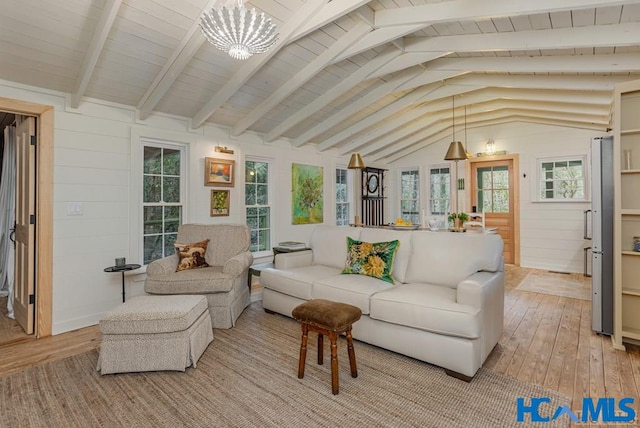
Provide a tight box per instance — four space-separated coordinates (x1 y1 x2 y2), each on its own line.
457 271 505 361
223 251 254 277
146 255 178 277
275 250 313 269
456 271 504 308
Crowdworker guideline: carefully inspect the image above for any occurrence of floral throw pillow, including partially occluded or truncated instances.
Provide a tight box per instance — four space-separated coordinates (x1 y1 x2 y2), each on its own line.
175 239 210 272
342 237 400 284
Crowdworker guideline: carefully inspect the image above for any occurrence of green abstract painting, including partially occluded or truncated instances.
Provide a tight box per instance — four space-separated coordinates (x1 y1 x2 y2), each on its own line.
292 163 323 224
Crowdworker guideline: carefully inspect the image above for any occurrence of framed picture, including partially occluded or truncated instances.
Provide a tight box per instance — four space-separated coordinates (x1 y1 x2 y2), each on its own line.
292 163 323 224
210 189 230 216
205 157 235 187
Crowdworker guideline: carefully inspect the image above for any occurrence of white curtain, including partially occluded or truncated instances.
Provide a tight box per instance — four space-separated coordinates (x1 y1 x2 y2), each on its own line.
0 123 16 318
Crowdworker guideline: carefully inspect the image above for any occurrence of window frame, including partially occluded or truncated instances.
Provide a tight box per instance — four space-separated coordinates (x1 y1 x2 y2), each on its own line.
245 157 274 257
535 155 588 203
399 168 420 224
427 164 451 216
335 167 352 226
131 136 189 267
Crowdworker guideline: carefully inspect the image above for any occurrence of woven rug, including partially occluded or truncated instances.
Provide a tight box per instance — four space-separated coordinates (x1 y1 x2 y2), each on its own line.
516 271 591 301
0 303 569 428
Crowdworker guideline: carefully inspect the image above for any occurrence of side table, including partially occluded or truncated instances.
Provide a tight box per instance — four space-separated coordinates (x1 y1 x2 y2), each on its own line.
104 264 141 302
248 262 274 290
272 246 311 263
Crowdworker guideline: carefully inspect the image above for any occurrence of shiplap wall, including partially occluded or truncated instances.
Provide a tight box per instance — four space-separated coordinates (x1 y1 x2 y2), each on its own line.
1 78 606 334
388 121 608 273
0 79 353 334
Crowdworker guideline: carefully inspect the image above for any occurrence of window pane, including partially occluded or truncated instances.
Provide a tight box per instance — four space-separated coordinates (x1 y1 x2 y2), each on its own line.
163 149 180 175
256 162 268 183
163 177 180 203
246 183 256 205
164 233 177 257
493 167 509 189
164 206 181 233
478 168 492 189
493 190 509 212
257 184 268 205
144 235 163 265
143 206 163 234
480 190 492 213
144 147 161 174
144 176 161 203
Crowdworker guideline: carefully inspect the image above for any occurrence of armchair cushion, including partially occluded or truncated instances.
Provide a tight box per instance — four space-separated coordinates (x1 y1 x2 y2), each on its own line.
175 239 210 272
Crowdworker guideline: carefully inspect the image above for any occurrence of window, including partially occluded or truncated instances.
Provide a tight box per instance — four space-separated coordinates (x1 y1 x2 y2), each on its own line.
245 159 271 252
336 168 350 225
400 169 420 224
429 166 450 215
142 144 185 265
538 157 586 201
477 165 509 213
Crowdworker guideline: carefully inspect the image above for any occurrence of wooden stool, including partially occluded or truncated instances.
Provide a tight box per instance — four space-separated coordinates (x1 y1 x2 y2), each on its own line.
292 299 362 395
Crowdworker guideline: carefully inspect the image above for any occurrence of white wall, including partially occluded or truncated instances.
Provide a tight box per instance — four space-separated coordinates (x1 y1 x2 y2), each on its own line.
388 121 609 273
0 79 353 334
0 78 609 334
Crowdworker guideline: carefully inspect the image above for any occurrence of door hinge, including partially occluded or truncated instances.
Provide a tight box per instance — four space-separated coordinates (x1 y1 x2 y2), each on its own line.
29 294 35 305
29 214 36 225
30 135 36 146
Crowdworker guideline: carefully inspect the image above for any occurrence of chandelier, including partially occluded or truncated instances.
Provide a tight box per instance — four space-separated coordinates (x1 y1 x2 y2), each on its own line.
200 0 279 60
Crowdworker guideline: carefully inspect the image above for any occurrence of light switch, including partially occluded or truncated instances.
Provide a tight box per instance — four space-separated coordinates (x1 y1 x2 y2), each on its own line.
67 202 83 215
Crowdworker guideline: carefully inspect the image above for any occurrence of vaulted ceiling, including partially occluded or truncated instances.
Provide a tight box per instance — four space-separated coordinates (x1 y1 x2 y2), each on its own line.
2 0 640 162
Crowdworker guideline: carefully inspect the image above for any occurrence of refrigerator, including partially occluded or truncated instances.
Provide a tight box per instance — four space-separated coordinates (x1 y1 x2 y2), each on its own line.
584 136 614 335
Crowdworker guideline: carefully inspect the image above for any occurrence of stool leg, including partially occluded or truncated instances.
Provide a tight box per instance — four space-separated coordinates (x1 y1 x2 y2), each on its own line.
298 323 309 379
346 327 357 378
329 331 339 395
317 333 323 365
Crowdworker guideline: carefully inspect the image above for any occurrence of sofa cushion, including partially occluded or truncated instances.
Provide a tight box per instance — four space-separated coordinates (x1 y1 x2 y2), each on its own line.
312 274 394 315
261 265 340 300
360 228 412 283
310 225 361 269
405 231 503 288
370 283 481 339
175 239 210 272
342 237 399 284
145 266 234 294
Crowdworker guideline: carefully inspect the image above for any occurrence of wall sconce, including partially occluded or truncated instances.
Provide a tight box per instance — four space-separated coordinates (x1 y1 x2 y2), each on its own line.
486 139 495 155
215 146 234 154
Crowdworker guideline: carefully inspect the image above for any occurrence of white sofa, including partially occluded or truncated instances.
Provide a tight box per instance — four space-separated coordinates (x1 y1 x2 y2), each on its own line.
261 225 504 379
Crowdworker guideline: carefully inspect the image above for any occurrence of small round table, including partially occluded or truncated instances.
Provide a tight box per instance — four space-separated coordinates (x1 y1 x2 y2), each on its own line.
104 264 141 302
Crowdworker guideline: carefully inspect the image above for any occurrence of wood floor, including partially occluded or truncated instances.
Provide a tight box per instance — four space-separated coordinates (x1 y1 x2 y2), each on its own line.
1 266 639 423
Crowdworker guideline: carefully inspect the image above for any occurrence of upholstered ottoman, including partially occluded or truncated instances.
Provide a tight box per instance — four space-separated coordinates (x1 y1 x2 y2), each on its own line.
97 295 213 375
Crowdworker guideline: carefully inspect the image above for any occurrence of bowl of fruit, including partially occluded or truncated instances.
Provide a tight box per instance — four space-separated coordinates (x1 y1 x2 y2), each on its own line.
390 218 420 230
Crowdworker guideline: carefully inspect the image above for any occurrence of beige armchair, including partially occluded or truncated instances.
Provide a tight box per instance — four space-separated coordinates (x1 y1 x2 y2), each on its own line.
144 224 253 329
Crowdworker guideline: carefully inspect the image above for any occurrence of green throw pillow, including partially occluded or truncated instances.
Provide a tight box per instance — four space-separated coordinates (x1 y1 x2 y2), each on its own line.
342 237 400 284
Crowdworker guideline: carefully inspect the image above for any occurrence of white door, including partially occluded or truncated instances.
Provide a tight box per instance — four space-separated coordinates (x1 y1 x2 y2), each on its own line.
13 116 36 334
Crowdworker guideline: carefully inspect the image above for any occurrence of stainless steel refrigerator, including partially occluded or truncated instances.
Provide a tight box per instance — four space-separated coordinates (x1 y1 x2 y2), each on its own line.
584 136 614 335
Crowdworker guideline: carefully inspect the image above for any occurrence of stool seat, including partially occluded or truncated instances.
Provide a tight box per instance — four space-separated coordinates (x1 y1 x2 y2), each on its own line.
292 299 362 395
292 299 362 330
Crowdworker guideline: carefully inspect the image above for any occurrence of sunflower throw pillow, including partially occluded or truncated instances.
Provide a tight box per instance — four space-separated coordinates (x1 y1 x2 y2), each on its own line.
342 237 400 284
175 239 210 272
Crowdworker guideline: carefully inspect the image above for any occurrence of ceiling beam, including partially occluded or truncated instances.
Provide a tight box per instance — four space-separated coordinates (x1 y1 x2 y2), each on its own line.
446 73 639 92
137 0 219 120
231 21 371 136
374 107 610 162
374 0 640 28
358 91 611 157
290 0 372 42
292 67 428 147
191 0 328 129
405 22 640 53
70 0 122 108
265 45 402 142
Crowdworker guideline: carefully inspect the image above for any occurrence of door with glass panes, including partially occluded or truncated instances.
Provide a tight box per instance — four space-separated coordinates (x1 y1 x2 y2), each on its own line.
470 159 516 264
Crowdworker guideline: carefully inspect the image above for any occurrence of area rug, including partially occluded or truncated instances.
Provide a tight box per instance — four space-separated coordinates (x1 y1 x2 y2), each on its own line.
516 271 591 301
0 303 569 428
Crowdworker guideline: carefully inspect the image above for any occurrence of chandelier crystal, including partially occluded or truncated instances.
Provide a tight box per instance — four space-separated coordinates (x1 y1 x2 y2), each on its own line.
200 0 279 60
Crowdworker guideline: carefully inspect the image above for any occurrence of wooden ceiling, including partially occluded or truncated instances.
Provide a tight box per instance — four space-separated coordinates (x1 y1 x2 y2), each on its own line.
2 0 640 162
